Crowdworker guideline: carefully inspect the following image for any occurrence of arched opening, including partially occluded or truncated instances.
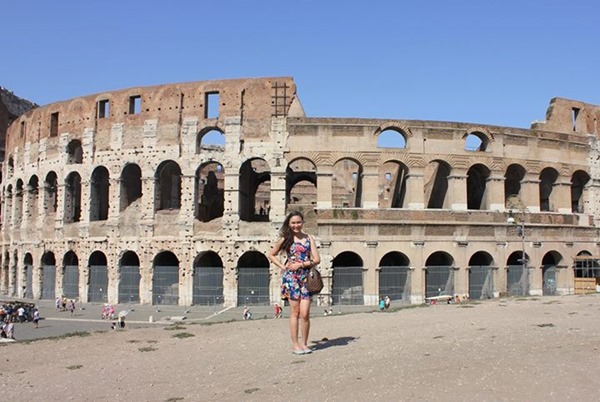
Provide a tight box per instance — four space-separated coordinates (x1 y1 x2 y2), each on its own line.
66 139 83 164
468 251 494 300
464 132 488 151
507 251 530 296
193 251 224 305
377 128 407 148
539 167 559 212
23 253 34 299
286 158 317 229
504 164 526 205
425 160 450 209
27 175 39 223
118 251 141 304
195 162 225 222
425 252 454 298
237 251 270 306
196 127 225 153
571 170 590 213
41 252 56 300
332 159 362 208
155 161 182 211
239 159 271 222
379 161 409 208
4 185 13 226
64 172 82 223
152 251 180 305
90 166 110 221
541 251 562 296
62 251 80 299
120 164 143 212
332 252 364 305
467 164 491 210
14 179 24 226
378 252 410 302
44 171 58 215
88 251 108 302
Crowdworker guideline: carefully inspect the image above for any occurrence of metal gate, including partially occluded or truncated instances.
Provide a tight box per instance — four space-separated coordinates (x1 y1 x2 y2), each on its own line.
63 265 79 299
88 265 108 302
542 265 557 296
469 266 494 300
507 265 529 296
41 264 56 300
237 267 270 306
193 266 224 306
152 265 179 305
425 266 454 298
119 265 140 304
24 265 34 299
378 266 411 302
332 266 364 305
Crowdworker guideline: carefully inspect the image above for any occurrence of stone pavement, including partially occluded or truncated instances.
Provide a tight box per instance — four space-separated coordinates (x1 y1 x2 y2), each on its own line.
1 297 379 342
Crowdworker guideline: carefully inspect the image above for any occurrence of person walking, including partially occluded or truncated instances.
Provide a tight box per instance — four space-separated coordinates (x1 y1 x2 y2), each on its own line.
32 308 40 329
268 211 321 355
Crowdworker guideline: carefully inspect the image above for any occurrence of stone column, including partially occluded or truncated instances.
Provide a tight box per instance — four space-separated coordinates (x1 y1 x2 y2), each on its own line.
361 167 379 209
454 242 469 296
484 174 505 211
552 179 572 213
520 174 541 213
446 172 468 210
363 240 378 305
405 170 425 209
178 174 195 237
316 167 333 209
409 241 425 303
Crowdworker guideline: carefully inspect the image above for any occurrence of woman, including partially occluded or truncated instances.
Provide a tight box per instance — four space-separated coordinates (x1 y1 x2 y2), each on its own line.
268 211 320 355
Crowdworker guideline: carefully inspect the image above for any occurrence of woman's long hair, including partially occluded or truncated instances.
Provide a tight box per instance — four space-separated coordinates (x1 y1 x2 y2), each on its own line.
279 211 304 254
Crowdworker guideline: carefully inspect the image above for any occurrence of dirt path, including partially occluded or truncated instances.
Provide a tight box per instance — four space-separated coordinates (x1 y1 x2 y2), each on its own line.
2 294 600 401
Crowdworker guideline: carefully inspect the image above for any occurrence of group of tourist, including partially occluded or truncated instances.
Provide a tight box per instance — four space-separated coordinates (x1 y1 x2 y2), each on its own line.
0 301 40 340
54 296 76 315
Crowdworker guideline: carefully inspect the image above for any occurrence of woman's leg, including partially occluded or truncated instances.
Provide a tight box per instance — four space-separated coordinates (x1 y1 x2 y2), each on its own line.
288 299 302 351
299 298 311 349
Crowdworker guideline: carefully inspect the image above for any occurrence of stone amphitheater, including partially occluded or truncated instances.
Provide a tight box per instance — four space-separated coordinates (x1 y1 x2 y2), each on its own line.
1 77 599 307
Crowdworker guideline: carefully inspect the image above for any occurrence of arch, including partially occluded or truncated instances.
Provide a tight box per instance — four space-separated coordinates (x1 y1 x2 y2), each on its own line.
196 127 225 153
541 251 563 296
27 175 39 223
379 160 409 208
120 163 143 211
44 171 58 214
195 162 225 222
64 171 82 223
424 160 451 209
286 157 317 215
467 163 491 210
193 251 224 305
237 251 270 306
90 166 110 221
23 253 34 299
504 164 526 205
574 251 600 278
332 251 364 305
66 139 83 164
506 251 531 296
63 251 80 299
571 170 590 213
464 131 490 152
41 251 56 300
468 251 494 300
239 158 271 222
332 158 362 208
378 251 410 302
155 160 182 211
425 251 454 298
377 128 407 148
14 179 24 226
88 251 108 302
152 251 180 305
539 167 559 212
119 251 141 304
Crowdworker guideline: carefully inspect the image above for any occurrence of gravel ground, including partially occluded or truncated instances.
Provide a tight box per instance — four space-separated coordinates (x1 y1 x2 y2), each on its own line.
1 294 600 401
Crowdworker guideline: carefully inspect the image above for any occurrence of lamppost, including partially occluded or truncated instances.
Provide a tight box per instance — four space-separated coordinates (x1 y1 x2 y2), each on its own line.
506 195 529 296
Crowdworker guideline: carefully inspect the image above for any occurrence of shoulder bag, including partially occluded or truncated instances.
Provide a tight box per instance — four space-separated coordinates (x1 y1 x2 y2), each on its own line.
306 260 324 294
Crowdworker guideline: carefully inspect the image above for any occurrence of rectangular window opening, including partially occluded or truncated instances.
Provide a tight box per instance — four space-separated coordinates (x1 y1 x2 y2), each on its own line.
50 112 59 137
572 107 580 131
129 95 142 115
205 92 220 119
98 99 110 118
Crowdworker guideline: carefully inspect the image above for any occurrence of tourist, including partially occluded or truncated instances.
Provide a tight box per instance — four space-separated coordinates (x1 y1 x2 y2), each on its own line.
378 297 385 311
384 296 391 309
268 211 321 355
274 303 282 319
32 308 40 329
243 306 252 320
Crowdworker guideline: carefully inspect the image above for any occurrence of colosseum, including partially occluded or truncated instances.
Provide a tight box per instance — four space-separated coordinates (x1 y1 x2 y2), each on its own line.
1 77 599 307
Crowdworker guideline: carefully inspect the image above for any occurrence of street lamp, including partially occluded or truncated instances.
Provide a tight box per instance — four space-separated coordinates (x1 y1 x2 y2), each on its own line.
506 196 529 296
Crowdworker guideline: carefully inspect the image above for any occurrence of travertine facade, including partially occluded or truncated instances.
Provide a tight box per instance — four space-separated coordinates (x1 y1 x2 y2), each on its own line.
1 77 599 306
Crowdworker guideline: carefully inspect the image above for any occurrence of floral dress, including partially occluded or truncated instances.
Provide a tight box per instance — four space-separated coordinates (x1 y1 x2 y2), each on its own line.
281 238 312 300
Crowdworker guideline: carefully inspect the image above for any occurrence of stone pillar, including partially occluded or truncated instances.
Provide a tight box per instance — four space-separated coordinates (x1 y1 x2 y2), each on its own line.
552 179 572 213
484 174 505 211
33 264 42 300
446 173 468 210
318 241 333 306
410 242 425 303
140 176 156 236
454 242 469 296
361 167 379 209
405 170 425 209
520 175 540 213
316 167 333 209
363 240 378 305
178 174 195 237
178 242 193 306
55 183 66 229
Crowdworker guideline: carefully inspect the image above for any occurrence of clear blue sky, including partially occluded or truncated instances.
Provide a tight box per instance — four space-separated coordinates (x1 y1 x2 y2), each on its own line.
2 0 599 129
